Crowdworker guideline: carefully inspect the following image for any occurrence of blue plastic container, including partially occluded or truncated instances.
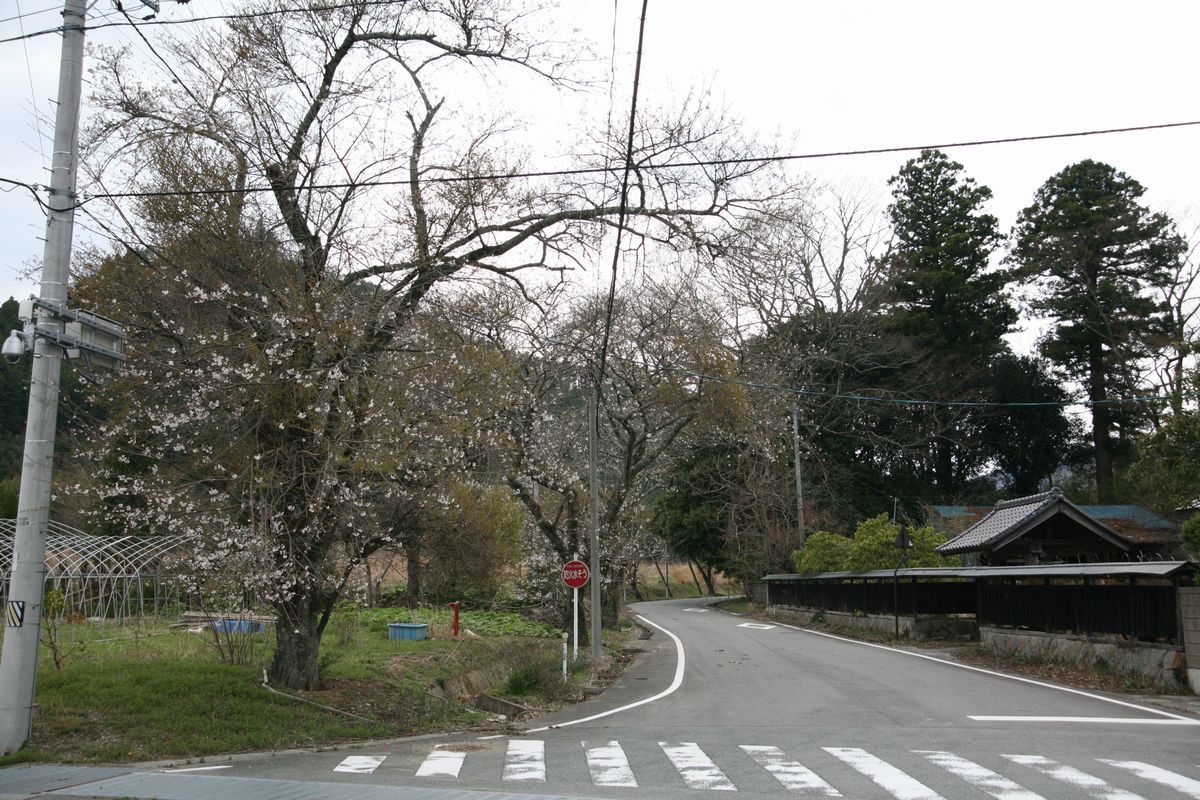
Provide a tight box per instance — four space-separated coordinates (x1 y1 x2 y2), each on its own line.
387 622 428 641
212 618 265 634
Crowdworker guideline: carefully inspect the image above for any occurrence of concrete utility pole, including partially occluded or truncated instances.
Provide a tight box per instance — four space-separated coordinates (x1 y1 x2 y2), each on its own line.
588 389 601 664
792 401 806 550
0 0 87 754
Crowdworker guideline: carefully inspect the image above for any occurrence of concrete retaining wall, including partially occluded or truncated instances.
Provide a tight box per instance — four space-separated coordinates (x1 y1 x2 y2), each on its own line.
980 626 1184 689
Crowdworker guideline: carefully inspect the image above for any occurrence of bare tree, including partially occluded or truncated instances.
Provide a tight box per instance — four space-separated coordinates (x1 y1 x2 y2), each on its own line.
77 1 794 689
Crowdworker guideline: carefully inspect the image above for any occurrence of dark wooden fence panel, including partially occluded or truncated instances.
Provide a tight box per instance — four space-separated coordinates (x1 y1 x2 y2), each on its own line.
769 575 1179 644
977 580 1178 643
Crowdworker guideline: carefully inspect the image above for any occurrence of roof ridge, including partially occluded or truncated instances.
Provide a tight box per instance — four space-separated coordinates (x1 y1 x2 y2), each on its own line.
993 487 1063 510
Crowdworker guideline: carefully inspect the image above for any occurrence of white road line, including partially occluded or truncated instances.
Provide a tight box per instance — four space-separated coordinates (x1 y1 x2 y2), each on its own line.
583 740 638 787
415 746 466 778
773 622 1198 725
503 739 546 782
333 755 387 774
1098 759 1200 798
825 747 945 800
684 608 709 613
738 622 776 630
971 716 1200 725
660 741 737 791
523 614 685 733
740 745 840 795
158 765 233 773
1003 754 1145 800
916 750 1044 800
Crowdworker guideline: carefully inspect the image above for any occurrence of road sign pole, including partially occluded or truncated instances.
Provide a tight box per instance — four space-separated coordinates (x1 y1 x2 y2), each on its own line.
573 586 579 661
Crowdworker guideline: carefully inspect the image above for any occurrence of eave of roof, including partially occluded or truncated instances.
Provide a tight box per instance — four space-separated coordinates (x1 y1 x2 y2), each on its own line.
763 560 1198 582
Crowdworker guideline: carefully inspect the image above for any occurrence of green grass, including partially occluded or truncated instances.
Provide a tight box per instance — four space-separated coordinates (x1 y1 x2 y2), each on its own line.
0 608 562 765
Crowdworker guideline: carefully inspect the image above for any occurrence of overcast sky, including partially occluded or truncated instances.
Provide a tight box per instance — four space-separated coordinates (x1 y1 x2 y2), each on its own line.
2 0 1197 347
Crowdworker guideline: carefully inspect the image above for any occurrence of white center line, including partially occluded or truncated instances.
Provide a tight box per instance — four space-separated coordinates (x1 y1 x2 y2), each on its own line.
415 746 466 778
740 745 840 795
503 739 546 782
660 741 737 791
825 747 945 800
583 740 638 787
1003 754 1145 800
916 750 1043 799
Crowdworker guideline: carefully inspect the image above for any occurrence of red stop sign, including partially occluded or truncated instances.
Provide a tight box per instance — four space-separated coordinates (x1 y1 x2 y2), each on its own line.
562 560 589 589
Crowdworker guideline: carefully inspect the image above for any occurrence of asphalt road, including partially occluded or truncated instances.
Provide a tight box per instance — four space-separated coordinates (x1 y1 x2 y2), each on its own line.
14 597 1200 800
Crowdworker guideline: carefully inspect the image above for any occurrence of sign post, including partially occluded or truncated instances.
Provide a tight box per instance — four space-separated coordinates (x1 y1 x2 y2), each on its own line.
562 558 589 661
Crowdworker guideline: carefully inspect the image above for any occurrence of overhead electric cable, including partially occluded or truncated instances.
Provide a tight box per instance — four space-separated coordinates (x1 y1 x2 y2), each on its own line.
23 118 1193 207
595 0 649 393
426 301 1186 411
0 0 410 43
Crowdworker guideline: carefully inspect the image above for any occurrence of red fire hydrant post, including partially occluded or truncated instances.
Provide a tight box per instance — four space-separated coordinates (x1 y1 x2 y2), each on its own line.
448 601 460 637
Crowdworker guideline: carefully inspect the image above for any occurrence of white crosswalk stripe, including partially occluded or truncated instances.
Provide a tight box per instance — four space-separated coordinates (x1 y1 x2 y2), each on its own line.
1097 759 1200 799
414 746 465 778
398 738 1193 798
1003 754 1146 800
739 745 840 795
583 740 638 787
503 738 546 782
659 741 737 791
332 755 386 774
824 747 945 800
916 751 1044 800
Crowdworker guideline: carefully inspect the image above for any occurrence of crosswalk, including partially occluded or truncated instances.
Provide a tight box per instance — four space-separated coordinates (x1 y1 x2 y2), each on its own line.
330 739 1200 798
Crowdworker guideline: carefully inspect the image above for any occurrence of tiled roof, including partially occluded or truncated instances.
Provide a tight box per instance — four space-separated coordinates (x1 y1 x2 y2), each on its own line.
936 490 1067 555
931 496 1180 549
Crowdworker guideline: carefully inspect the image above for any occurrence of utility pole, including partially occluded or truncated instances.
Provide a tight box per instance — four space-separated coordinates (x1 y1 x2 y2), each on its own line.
588 389 601 664
0 0 87 754
792 400 806 550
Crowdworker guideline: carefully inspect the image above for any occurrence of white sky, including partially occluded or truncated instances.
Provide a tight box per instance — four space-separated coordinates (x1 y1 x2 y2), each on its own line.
2 0 1198 351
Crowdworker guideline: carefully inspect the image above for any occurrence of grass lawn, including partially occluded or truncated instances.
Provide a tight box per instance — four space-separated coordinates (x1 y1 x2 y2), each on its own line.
0 608 571 765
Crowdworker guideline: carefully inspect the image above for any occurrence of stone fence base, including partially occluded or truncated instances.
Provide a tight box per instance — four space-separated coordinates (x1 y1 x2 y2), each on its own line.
980 627 1184 689
768 605 976 641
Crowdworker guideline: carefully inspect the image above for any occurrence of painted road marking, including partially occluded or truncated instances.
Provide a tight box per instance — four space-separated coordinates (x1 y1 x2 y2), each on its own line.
1003 755 1145 800
333 755 386 774
916 750 1043 799
415 746 466 777
159 765 233 773
738 622 776 630
583 740 638 787
740 745 840 795
773 622 1199 726
972 716 1200 725
524 614 685 734
660 742 736 791
503 739 546 782
1098 759 1200 798
683 608 709 612
825 747 945 800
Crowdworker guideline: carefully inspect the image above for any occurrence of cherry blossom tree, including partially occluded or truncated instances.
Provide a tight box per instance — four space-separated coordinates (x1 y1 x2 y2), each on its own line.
75 1 791 688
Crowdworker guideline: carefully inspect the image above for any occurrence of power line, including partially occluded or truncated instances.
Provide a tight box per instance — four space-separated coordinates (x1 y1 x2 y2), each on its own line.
0 3 58 25
595 0 649 395
8 118 1188 207
0 0 411 44
427 300 1186 412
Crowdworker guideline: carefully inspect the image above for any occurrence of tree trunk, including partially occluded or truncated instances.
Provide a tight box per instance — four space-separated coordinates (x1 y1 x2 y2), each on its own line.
270 593 323 690
1089 356 1115 503
687 559 704 595
405 532 423 600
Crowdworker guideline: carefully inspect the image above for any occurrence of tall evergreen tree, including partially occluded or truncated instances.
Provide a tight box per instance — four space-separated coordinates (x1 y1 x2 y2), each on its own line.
884 150 1014 496
887 149 1014 359
1010 160 1184 502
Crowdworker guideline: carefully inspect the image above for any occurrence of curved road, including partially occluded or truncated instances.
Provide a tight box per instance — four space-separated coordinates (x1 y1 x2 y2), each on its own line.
31 598 1200 800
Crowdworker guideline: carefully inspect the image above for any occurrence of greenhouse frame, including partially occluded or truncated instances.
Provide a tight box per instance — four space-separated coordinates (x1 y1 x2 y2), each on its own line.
0 520 192 620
